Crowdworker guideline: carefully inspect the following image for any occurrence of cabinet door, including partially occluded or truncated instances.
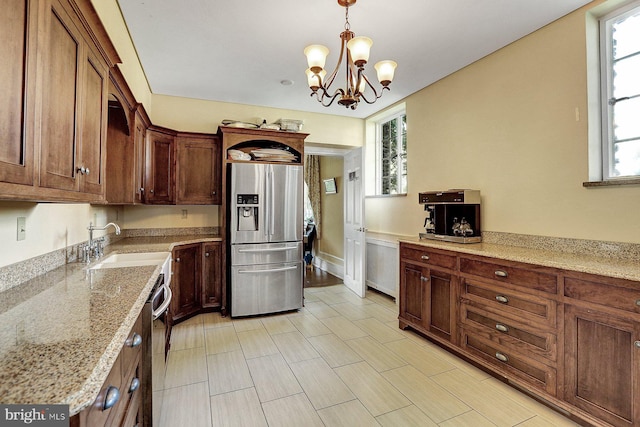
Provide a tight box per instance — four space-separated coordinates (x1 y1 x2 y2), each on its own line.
145 130 174 204
426 268 456 342
399 261 427 327
133 111 146 203
202 242 222 308
0 0 36 186
175 135 220 204
77 50 107 195
564 304 640 426
171 244 201 322
39 0 82 192
105 96 133 204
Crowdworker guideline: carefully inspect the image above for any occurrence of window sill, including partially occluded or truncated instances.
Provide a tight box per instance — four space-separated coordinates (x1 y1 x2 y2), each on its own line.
583 178 640 188
365 193 408 199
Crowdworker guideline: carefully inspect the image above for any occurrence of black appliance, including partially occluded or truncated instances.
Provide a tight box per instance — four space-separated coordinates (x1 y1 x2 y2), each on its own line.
419 189 481 243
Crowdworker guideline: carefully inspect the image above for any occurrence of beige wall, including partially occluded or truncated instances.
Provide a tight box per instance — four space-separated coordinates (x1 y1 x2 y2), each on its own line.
0 202 121 268
318 157 345 264
366 1 640 244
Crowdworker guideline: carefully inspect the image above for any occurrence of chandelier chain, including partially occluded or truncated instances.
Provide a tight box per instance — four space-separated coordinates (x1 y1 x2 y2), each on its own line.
344 6 350 30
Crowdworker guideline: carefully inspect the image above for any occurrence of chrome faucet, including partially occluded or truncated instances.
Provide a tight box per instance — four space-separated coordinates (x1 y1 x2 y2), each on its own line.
84 222 121 263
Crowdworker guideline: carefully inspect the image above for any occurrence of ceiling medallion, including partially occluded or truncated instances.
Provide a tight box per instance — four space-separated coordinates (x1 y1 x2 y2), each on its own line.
304 0 397 110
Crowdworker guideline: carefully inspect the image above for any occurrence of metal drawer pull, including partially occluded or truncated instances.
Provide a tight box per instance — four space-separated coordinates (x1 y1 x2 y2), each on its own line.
635 341 640 349
420 276 429 282
238 246 298 253
129 378 140 393
238 265 298 274
125 332 142 348
495 352 509 363
494 270 508 278
495 323 509 333
495 295 509 304
205 252 210 257
636 299 640 307
421 255 430 260
103 386 120 410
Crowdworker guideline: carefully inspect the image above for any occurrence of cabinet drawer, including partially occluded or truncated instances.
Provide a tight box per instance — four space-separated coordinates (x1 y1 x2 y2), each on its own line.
121 314 143 379
461 330 557 395
564 276 640 315
460 305 557 362
462 279 557 327
81 352 124 427
460 257 557 294
400 244 457 270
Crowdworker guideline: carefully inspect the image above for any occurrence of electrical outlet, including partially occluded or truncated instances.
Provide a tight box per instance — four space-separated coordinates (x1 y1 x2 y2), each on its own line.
17 217 26 241
181 209 188 219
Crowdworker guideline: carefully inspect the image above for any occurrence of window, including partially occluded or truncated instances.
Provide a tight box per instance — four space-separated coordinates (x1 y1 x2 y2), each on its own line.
376 112 407 194
600 3 640 179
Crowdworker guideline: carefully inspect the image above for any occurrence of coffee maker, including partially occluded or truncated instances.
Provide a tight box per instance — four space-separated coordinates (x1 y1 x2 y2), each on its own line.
419 189 481 243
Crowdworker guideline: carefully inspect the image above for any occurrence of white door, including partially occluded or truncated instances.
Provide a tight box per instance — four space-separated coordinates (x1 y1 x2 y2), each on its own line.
343 148 366 297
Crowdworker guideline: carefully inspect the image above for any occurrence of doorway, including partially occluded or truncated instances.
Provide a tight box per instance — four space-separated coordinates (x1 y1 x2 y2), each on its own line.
304 144 363 295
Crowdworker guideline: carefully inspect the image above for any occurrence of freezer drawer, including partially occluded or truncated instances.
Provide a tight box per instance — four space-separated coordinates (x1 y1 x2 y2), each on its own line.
231 261 303 317
232 242 303 266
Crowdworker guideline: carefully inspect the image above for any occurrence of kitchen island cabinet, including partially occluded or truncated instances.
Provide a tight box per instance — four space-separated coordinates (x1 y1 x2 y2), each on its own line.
398 238 640 427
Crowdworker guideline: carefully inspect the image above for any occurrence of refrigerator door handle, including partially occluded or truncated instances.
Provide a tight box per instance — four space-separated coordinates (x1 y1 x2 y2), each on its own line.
238 265 298 274
269 168 275 237
264 168 270 238
238 246 299 253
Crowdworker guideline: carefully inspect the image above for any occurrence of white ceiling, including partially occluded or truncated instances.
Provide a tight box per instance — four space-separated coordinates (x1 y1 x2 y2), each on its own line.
117 0 592 120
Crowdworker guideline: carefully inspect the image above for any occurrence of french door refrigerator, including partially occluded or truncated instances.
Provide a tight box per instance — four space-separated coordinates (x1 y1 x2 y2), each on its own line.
229 162 304 317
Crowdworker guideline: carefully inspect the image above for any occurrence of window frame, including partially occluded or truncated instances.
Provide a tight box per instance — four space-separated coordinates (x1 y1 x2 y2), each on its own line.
374 111 407 195
599 1 640 181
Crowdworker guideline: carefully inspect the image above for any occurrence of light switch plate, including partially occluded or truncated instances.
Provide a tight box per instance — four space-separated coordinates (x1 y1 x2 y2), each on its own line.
17 217 26 241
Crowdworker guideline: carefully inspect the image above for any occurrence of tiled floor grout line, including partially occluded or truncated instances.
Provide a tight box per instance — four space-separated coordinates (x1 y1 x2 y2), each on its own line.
159 285 578 427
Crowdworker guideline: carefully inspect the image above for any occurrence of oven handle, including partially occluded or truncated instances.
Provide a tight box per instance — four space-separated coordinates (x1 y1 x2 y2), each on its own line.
152 285 172 320
238 265 298 274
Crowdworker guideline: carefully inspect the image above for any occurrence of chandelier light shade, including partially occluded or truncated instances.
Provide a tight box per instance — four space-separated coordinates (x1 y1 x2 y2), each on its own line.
303 0 397 109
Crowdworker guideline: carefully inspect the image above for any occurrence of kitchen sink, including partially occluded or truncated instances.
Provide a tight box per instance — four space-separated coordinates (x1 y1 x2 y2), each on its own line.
89 251 171 269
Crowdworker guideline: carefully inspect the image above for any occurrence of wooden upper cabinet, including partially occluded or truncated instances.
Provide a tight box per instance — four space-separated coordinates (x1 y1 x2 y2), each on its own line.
176 134 221 205
78 51 107 195
145 128 175 204
38 0 108 199
105 95 133 204
133 108 148 204
0 0 37 186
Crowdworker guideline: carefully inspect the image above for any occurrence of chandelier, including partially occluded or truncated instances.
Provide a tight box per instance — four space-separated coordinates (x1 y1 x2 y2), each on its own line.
304 0 397 110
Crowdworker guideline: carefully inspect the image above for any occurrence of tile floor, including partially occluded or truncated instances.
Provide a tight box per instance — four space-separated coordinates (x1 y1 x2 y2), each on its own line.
155 284 579 427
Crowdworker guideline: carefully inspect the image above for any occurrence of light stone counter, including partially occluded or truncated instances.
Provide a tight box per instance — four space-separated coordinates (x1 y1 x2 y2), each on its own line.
400 236 640 283
0 234 222 415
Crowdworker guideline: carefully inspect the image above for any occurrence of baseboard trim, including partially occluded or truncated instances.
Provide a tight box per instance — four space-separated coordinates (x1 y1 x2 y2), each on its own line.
313 255 344 279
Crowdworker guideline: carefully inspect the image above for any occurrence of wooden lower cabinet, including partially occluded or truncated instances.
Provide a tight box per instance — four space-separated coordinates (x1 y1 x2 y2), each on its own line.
399 245 457 344
171 241 223 324
171 243 202 322
73 311 145 427
398 242 640 427
564 304 640 426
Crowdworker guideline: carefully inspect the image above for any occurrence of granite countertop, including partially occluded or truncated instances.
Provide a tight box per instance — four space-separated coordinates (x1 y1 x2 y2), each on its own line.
399 236 640 283
0 234 221 415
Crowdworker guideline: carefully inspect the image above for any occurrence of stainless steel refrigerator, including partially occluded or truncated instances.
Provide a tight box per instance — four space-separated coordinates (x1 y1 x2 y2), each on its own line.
229 162 304 317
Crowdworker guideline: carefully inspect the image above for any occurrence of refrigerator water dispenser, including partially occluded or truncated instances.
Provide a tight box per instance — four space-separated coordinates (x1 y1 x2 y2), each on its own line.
236 194 259 232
